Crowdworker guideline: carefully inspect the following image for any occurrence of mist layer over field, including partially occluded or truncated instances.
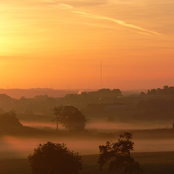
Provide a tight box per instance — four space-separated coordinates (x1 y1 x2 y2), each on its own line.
0 119 173 159
20 120 172 131
0 135 173 159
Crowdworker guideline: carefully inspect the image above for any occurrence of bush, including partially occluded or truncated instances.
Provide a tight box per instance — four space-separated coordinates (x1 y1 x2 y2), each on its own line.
28 141 82 174
98 132 144 174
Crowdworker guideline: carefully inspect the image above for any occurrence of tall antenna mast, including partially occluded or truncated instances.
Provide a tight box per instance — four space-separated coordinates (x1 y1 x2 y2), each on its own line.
100 60 102 89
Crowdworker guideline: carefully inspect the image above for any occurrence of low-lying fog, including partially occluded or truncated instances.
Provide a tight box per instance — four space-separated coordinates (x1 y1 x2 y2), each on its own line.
20 120 172 131
0 120 173 159
0 136 174 159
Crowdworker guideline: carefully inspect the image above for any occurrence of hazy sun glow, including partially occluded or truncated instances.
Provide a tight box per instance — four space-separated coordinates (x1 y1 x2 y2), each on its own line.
0 0 174 90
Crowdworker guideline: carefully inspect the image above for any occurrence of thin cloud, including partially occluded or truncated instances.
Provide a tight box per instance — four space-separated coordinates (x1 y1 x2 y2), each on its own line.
72 10 162 35
81 22 121 30
58 4 73 9
42 1 73 9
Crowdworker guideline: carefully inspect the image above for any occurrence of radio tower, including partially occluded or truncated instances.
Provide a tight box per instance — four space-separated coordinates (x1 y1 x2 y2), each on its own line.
100 60 102 89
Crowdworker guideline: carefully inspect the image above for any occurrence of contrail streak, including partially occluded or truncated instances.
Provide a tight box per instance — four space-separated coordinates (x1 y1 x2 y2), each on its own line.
72 10 161 35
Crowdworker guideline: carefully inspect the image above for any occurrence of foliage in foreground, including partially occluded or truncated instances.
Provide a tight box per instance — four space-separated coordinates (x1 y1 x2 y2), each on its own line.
98 132 144 174
28 141 82 174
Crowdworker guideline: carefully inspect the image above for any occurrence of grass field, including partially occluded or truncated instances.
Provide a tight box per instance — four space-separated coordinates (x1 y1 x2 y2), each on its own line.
0 151 174 174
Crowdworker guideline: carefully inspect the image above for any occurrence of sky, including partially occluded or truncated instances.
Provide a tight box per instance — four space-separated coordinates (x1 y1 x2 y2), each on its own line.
0 0 174 90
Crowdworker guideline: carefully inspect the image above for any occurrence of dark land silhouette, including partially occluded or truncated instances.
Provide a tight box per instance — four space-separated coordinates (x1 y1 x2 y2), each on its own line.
0 86 174 173
0 88 79 99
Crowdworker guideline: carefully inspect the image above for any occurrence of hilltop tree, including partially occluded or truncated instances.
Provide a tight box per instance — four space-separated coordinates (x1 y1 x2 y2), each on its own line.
53 106 63 131
0 111 22 129
98 132 143 174
53 106 86 131
28 141 82 174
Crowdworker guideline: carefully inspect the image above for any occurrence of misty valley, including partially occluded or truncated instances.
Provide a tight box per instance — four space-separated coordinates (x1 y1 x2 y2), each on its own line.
1 0 174 173
0 87 174 174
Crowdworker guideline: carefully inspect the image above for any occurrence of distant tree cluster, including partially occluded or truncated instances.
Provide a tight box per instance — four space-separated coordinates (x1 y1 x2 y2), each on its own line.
90 88 122 97
64 88 122 107
147 86 174 95
53 106 86 131
0 88 122 116
137 97 174 112
87 102 128 113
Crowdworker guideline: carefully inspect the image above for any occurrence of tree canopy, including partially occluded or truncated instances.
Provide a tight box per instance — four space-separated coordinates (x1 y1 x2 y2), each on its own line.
0 111 22 129
53 106 86 131
28 141 82 174
98 132 143 174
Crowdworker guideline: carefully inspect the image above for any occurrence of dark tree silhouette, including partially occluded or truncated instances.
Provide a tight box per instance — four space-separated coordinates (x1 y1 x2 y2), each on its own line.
0 111 22 129
28 141 82 174
98 132 143 174
52 106 63 131
53 106 86 131
61 106 86 131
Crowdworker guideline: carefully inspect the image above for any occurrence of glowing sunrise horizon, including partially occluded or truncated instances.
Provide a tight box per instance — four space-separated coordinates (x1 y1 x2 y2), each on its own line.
0 0 174 90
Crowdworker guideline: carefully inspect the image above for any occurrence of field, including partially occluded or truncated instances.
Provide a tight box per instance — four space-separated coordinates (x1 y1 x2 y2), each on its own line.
0 151 174 174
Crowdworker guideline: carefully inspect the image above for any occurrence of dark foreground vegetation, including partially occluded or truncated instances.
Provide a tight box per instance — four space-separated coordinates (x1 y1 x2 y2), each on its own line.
26 132 143 174
98 132 143 174
28 142 82 174
0 152 174 174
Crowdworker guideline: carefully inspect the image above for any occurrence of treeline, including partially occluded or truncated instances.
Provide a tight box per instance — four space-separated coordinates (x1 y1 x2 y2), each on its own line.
0 86 174 119
0 89 122 115
138 85 174 111
147 85 174 95
0 88 78 99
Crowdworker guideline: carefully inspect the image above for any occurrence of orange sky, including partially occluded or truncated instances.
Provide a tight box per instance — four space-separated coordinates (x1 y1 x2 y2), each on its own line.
0 0 174 90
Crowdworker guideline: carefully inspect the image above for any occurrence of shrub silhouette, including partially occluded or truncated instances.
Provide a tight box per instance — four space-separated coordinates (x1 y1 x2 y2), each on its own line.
0 111 22 130
28 141 82 174
98 132 144 174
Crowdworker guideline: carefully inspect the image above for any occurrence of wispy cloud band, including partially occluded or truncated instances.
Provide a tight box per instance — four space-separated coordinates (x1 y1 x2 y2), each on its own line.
72 10 162 35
